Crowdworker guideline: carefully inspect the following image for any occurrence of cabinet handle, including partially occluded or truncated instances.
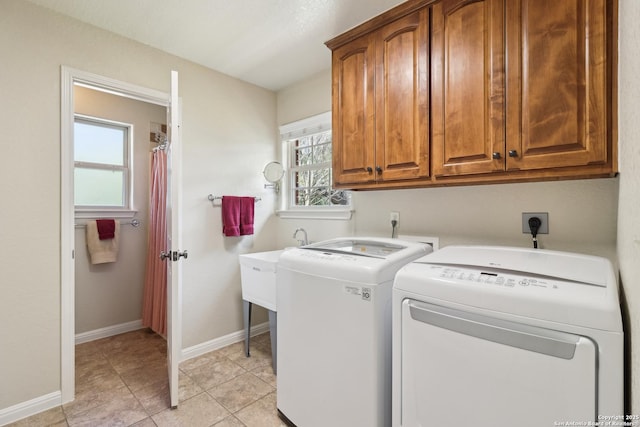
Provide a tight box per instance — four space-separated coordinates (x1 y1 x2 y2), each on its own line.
492 152 502 160
375 166 382 174
366 166 373 173
508 150 518 158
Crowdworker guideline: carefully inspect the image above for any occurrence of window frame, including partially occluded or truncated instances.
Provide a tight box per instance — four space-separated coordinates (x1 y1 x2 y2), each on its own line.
73 114 136 219
278 112 352 220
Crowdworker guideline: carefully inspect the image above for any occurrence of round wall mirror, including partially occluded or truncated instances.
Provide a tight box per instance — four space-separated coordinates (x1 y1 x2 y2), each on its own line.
263 161 284 183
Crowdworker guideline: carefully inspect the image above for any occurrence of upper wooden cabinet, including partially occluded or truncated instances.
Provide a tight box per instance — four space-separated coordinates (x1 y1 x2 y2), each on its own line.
327 0 616 189
330 33 376 185
329 7 430 186
505 0 610 172
431 0 505 177
433 0 612 177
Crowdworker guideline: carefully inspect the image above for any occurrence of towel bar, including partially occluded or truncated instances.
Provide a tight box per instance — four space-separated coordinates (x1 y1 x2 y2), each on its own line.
75 219 141 228
208 194 261 203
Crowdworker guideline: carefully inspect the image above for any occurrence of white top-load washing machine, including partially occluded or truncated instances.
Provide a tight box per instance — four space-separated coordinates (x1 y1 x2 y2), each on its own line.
392 245 623 427
277 237 432 427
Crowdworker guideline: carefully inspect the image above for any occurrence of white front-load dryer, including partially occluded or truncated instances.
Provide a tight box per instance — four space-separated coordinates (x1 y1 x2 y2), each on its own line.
392 245 623 427
277 237 432 427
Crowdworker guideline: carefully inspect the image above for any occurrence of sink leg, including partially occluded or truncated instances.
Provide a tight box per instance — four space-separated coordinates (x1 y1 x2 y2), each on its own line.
268 310 277 374
243 300 252 357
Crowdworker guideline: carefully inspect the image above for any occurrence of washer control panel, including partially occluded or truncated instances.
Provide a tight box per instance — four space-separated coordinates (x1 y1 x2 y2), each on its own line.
434 266 560 290
298 249 360 262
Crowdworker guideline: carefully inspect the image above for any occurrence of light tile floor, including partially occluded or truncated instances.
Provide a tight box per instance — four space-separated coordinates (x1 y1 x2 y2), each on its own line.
10 329 284 427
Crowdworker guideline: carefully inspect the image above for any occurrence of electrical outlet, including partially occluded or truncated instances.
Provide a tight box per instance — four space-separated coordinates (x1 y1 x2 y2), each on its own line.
522 212 549 234
390 211 400 225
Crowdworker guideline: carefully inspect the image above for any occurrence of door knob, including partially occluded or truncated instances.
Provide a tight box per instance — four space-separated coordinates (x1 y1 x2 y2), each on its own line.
375 166 382 174
160 250 188 261
366 166 373 173
492 152 501 160
508 150 518 157
173 250 188 261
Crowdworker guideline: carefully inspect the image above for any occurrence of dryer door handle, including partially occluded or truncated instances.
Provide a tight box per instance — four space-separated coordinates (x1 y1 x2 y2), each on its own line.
408 301 583 360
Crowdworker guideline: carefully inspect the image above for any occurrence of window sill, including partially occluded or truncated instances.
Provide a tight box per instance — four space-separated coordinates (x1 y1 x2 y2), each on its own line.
75 209 138 220
276 208 353 220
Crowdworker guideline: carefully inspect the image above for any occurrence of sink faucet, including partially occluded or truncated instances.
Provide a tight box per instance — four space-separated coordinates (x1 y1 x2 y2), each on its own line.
293 228 308 246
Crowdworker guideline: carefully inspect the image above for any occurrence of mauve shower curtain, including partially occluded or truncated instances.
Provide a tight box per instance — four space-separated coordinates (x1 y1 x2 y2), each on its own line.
142 149 167 336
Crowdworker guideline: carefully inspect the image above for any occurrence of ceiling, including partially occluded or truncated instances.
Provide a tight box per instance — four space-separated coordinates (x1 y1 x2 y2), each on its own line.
26 0 406 91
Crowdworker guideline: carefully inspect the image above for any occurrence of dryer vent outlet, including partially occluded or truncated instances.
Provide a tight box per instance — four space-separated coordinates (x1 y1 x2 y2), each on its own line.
522 212 549 234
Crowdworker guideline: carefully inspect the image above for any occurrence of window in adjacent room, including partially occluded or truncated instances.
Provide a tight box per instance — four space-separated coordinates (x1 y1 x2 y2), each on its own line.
74 115 133 216
280 112 351 219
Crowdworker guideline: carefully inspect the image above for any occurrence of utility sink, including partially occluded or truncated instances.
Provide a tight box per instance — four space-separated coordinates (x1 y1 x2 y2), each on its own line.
239 249 285 374
239 249 283 311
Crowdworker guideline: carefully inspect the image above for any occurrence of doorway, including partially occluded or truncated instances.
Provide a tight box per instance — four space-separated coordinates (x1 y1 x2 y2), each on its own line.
73 85 166 340
60 67 172 404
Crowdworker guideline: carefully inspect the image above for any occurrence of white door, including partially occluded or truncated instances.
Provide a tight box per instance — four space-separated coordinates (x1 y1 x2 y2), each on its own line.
166 70 184 408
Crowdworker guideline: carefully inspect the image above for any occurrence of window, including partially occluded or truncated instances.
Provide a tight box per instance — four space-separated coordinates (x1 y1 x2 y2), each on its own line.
279 112 351 219
74 115 132 216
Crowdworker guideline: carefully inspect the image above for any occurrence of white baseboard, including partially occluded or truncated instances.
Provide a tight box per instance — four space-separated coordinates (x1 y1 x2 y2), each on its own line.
75 319 144 344
74 318 269 358
0 391 61 426
181 321 270 361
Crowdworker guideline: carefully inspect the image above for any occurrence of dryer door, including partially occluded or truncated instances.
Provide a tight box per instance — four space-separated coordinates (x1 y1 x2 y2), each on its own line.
399 300 597 427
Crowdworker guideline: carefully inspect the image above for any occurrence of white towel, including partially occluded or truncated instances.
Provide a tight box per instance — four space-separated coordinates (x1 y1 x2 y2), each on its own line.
86 220 120 264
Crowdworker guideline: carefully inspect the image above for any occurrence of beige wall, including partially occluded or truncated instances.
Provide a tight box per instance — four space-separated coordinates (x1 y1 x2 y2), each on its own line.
275 69 355 247
178 60 278 349
353 179 618 257
276 70 332 126
617 0 640 413
73 86 166 334
0 0 277 412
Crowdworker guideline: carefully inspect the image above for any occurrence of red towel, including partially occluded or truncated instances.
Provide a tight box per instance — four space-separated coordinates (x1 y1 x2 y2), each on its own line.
240 197 255 236
96 219 116 240
222 196 241 237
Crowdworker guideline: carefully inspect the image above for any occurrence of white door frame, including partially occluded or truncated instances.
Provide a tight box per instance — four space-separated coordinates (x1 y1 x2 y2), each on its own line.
60 66 170 403
167 70 183 408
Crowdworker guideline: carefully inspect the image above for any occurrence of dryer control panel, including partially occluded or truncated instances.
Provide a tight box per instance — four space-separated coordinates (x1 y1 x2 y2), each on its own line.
394 245 622 335
437 266 560 290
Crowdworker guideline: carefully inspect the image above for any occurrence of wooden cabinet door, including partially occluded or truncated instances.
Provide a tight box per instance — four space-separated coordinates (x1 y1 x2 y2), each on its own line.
374 8 430 182
505 0 609 171
331 34 376 185
431 0 505 177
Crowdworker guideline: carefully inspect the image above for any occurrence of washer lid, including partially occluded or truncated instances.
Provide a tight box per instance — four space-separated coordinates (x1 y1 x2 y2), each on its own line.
303 238 408 258
278 237 432 283
416 245 610 287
